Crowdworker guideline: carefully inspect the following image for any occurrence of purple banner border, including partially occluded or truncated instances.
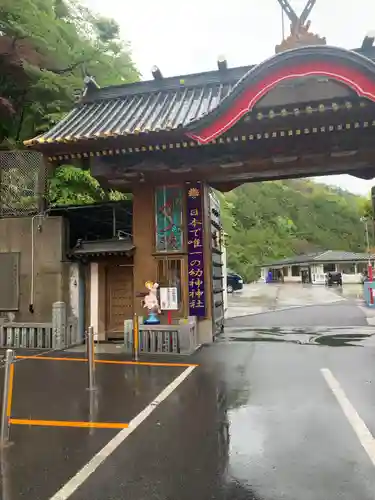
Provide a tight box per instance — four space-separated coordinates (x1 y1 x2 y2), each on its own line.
186 182 206 317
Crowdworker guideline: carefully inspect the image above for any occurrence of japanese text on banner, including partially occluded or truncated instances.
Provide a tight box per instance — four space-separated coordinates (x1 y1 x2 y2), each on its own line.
186 184 206 317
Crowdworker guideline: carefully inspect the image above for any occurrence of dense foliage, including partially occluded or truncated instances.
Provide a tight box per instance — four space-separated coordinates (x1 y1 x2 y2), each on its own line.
0 0 138 203
0 0 138 146
220 179 372 282
49 166 130 206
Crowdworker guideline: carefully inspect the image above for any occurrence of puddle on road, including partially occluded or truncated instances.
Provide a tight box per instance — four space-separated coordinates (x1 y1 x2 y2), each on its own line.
230 294 275 305
313 333 372 347
221 327 375 347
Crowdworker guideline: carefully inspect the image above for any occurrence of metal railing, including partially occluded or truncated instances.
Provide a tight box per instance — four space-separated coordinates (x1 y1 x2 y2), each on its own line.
0 326 96 446
0 318 78 350
124 315 198 355
0 323 53 348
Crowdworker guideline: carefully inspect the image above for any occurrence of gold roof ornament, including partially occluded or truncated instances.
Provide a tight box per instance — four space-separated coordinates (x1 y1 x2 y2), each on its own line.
275 0 326 53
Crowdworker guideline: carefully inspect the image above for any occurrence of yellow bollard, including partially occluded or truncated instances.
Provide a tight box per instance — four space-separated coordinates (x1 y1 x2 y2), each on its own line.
87 327 96 390
0 349 15 444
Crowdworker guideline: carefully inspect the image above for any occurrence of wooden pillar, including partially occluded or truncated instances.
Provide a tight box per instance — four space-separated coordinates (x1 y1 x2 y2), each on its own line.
132 184 157 315
98 262 107 339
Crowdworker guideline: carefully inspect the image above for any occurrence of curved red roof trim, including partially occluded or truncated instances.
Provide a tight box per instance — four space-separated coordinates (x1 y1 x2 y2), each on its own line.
186 61 375 145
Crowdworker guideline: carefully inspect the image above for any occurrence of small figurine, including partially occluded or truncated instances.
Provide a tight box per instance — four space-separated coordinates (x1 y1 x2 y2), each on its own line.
143 281 161 325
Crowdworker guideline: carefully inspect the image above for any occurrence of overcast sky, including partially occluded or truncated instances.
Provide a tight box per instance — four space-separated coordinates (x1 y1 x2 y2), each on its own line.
85 0 375 196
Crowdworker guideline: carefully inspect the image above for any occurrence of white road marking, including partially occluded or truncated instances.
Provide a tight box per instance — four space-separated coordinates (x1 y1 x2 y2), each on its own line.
49 365 197 500
321 368 375 467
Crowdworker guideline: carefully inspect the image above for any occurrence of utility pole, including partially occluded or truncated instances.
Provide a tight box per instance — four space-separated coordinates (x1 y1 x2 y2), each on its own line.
361 216 373 282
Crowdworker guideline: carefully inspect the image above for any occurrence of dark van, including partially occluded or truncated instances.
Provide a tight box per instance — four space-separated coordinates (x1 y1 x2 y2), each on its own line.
227 272 244 293
325 271 342 286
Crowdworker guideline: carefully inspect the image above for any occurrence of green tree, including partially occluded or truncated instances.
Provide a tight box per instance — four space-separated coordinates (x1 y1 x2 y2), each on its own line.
48 166 129 206
221 179 368 282
0 0 138 206
0 0 139 146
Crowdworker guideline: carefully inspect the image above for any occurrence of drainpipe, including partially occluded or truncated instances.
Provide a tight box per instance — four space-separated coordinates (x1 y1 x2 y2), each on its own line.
29 214 46 314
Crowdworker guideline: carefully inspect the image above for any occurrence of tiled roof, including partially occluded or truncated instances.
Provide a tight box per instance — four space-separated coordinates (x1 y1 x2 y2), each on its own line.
263 252 321 267
70 238 134 257
26 45 375 146
29 65 253 144
264 250 375 267
313 250 374 262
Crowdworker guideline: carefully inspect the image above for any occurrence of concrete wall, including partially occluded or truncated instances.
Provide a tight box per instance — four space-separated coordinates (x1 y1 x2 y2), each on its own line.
342 273 363 284
284 275 301 283
0 216 70 323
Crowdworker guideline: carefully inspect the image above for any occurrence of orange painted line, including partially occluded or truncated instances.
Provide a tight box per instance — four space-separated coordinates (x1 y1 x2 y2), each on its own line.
95 359 199 368
16 355 88 362
9 418 128 429
16 355 198 368
6 363 14 418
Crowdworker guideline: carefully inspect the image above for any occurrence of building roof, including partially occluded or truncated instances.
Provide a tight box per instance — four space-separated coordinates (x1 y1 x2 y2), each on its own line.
70 238 135 258
26 65 253 145
313 250 374 262
263 250 375 267
25 44 375 149
263 252 321 267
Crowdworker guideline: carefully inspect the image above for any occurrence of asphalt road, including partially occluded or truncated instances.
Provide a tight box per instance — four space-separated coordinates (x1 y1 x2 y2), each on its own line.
61 331 375 500
1 305 375 499
226 302 368 327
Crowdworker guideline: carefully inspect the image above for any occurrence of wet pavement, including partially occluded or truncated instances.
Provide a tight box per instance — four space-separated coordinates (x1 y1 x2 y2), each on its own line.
222 325 375 347
9 358 183 423
226 283 360 319
53 332 375 500
0 355 186 500
226 302 368 327
1 293 375 499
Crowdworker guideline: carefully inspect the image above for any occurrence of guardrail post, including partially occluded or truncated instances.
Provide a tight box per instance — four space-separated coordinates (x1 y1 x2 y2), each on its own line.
133 313 139 362
0 349 15 445
52 301 67 349
87 326 96 390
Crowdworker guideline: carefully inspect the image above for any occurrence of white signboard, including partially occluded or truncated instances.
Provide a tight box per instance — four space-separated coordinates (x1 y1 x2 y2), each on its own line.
160 287 178 310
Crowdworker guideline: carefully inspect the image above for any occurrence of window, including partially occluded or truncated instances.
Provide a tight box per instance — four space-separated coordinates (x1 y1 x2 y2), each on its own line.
0 252 20 310
156 258 183 311
323 263 336 273
154 186 184 252
291 265 300 277
357 263 367 274
338 263 356 274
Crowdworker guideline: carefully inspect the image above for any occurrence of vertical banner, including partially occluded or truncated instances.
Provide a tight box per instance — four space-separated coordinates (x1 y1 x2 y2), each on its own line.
155 186 183 252
186 182 206 317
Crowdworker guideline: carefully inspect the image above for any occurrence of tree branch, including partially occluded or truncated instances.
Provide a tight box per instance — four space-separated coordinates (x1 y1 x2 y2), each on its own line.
46 49 101 75
11 36 28 49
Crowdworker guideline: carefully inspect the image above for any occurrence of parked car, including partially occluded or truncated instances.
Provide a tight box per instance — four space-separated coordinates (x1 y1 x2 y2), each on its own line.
227 272 244 293
325 271 342 286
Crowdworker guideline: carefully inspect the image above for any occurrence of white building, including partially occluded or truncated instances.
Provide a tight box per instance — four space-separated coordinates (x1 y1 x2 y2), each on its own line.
260 250 374 285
